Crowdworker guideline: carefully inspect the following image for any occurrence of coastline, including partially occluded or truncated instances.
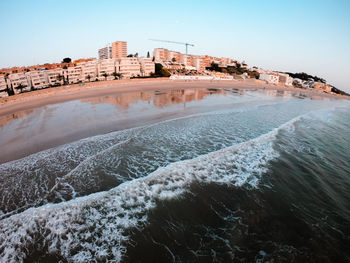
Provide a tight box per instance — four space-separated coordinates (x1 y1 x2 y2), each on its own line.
0 78 348 117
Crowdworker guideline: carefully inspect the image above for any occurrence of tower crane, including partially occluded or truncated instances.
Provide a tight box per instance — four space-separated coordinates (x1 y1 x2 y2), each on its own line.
149 39 194 54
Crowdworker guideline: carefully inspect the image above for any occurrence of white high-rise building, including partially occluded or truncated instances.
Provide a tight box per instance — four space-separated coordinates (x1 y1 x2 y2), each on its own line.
98 46 112 59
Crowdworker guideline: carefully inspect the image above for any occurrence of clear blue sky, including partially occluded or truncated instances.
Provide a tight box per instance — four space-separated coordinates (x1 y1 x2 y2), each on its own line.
1 0 349 91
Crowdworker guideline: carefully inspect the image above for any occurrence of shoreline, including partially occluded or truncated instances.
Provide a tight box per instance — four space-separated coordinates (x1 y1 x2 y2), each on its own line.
0 78 348 117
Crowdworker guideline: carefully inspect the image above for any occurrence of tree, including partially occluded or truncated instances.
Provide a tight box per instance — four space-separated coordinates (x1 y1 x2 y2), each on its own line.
16 83 25 93
56 74 64 84
155 63 163 75
160 68 171 77
147 51 150 58
4 74 14 96
62 58 72 63
86 75 91 82
102 72 108 80
127 54 133 57
112 72 122 80
285 72 326 83
134 53 138 57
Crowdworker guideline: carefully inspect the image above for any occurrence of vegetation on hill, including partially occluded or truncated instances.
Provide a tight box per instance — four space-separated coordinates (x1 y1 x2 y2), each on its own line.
331 86 350 96
152 63 171 77
284 72 325 83
206 62 260 79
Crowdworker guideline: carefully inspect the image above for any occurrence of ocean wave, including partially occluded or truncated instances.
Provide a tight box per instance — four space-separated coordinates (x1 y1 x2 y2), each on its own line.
0 100 286 217
0 114 304 262
0 99 343 219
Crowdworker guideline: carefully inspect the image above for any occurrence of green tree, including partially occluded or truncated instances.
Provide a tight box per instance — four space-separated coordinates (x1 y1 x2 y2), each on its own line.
112 72 122 80
62 58 72 63
160 68 171 77
16 83 25 93
154 63 170 77
102 72 108 80
147 51 150 58
4 73 14 96
56 74 64 84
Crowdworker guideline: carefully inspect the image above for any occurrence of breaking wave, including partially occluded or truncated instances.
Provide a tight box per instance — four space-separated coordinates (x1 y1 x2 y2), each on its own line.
0 114 304 262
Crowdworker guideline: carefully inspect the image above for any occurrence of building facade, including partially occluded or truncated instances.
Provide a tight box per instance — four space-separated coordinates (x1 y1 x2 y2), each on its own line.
138 58 155 76
0 76 9 97
46 68 65 86
259 72 279 84
118 58 141 77
98 59 119 80
112 41 127 59
66 66 83 84
79 60 98 82
278 73 293 86
25 71 49 90
8 73 31 94
98 46 112 60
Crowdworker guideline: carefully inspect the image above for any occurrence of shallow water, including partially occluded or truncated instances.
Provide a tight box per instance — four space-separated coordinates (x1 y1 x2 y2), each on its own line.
0 88 349 262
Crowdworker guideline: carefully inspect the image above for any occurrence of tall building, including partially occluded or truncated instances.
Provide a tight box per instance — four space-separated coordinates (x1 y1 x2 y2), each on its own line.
112 41 127 59
98 46 112 59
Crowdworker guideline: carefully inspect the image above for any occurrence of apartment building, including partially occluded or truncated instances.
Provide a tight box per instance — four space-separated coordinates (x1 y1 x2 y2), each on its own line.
278 73 293 86
153 48 167 61
0 76 8 90
80 60 98 81
25 71 49 90
46 68 65 86
66 66 83 84
154 48 183 63
154 48 218 71
98 46 112 59
138 58 155 76
192 56 206 71
259 72 279 84
118 58 141 77
98 59 118 80
0 76 8 97
8 73 31 94
112 41 127 59
314 82 333 93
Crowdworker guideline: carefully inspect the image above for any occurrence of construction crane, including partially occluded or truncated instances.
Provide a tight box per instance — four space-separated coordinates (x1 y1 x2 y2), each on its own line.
149 39 194 54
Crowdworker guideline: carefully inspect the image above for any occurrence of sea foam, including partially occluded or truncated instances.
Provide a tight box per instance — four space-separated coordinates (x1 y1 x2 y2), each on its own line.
0 115 297 262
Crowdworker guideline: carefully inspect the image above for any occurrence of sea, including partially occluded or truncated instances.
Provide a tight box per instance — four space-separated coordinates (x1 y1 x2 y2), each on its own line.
0 87 349 262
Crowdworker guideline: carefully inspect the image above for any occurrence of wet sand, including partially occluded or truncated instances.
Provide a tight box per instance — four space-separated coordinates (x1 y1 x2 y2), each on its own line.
0 78 348 164
0 78 346 117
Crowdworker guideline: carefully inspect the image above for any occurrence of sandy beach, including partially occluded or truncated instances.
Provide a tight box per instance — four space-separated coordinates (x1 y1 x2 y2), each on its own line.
0 78 347 117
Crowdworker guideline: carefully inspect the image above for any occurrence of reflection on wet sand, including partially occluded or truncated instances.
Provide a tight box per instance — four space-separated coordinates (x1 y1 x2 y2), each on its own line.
80 88 226 109
0 88 332 130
